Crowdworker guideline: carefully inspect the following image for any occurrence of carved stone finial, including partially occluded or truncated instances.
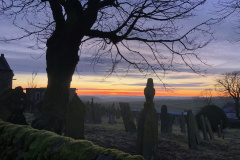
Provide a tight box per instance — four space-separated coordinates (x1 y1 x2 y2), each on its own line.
144 78 155 103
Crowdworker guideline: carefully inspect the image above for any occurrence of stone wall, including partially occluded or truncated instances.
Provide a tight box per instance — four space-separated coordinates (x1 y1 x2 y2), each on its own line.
0 120 143 160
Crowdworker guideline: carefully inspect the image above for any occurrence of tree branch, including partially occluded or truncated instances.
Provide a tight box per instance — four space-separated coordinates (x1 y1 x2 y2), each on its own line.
48 0 65 31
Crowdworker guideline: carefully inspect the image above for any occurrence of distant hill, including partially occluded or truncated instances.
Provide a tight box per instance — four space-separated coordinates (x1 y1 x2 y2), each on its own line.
78 95 231 112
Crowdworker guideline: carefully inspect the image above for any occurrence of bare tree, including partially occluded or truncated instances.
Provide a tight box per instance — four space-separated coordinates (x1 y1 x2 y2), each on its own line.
215 0 240 41
0 0 213 134
28 69 38 88
215 71 240 119
195 88 213 106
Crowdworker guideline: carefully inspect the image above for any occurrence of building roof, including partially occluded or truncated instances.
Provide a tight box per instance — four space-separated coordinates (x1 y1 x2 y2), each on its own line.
0 54 12 71
221 102 236 113
221 102 239 119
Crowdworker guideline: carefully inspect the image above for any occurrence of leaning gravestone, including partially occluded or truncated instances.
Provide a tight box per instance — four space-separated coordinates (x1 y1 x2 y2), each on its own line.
192 113 201 144
119 102 136 132
205 117 215 140
186 110 201 149
65 94 86 139
108 104 115 125
200 115 208 141
137 78 158 160
161 105 168 133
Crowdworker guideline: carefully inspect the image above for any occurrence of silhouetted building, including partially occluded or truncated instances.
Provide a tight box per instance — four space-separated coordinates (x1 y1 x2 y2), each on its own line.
0 54 14 93
26 88 77 113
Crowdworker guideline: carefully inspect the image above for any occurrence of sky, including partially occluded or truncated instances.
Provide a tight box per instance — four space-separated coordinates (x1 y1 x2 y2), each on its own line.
0 0 239 97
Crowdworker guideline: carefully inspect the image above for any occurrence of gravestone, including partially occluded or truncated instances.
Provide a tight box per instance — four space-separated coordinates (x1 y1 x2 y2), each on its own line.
119 102 136 132
108 104 115 125
93 103 102 124
192 113 201 144
101 106 107 118
200 115 208 141
205 117 215 140
85 101 93 123
167 114 174 133
137 78 158 160
0 87 29 125
116 107 121 119
186 110 201 149
161 105 168 133
135 110 141 126
180 112 186 134
65 94 85 139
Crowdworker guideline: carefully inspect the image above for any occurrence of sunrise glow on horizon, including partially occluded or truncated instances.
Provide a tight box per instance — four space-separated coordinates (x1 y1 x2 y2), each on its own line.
11 72 220 97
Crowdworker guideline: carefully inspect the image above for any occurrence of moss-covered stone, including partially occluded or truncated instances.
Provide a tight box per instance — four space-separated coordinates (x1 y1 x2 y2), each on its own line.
0 119 144 160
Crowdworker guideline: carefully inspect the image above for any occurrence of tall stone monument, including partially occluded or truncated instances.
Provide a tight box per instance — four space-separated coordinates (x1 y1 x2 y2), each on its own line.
137 78 158 160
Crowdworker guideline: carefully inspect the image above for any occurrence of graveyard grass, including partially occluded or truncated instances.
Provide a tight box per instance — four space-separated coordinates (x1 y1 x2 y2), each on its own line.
84 118 240 160
23 97 240 160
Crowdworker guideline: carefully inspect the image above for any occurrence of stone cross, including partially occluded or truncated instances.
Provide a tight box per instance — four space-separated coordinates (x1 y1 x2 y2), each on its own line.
137 78 158 160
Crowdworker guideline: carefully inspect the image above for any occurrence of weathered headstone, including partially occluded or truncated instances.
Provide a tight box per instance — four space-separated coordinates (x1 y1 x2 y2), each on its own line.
137 78 158 160
180 112 186 134
205 117 215 140
116 107 121 119
200 115 208 141
108 104 115 125
65 94 85 139
101 106 107 118
161 105 168 133
119 102 136 132
0 87 29 125
93 103 102 124
85 101 93 123
167 114 174 133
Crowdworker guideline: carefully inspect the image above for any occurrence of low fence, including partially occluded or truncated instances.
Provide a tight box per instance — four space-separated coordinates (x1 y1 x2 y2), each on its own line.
0 119 143 160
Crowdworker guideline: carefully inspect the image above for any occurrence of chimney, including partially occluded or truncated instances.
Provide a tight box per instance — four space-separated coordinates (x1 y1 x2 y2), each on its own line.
1 54 4 57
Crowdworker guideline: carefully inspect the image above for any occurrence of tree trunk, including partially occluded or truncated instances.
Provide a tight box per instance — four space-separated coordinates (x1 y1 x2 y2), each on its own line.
32 29 82 134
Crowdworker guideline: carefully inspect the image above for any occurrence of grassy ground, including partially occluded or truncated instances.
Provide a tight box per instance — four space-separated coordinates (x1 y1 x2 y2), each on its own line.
23 98 240 160
85 117 240 160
